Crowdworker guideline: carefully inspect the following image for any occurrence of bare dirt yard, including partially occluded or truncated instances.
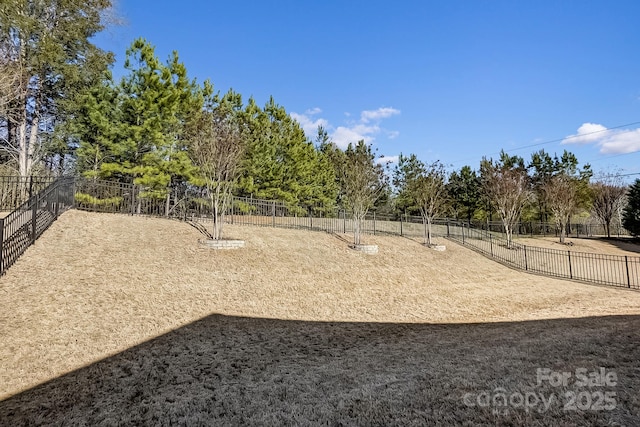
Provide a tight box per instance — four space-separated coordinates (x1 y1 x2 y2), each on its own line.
1 210 639 425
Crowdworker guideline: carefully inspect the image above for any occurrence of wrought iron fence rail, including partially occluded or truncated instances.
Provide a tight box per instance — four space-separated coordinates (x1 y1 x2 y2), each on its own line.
0 178 74 276
445 222 639 289
1 176 638 290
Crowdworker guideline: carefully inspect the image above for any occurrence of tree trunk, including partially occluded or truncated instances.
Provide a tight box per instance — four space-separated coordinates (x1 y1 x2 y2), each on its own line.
18 121 29 177
212 198 221 240
505 224 513 249
422 216 428 245
559 221 566 244
354 215 361 245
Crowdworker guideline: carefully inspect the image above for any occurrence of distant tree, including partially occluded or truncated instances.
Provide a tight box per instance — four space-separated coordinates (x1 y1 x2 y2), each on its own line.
591 173 627 238
410 161 448 246
339 140 388 245
0 0 115 177
392 153 424 216
394 155 448 245
622 179 640 237
537 151 592 243
74 38 205 213
237 97 337 212
542 174 578 244
447 165 481 223
529 150 557 222
480 151 532 248
187 99 246 240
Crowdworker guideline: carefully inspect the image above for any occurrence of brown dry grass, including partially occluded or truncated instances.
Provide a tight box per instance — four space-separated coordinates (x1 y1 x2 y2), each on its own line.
514 235 640 256
0 210 639 425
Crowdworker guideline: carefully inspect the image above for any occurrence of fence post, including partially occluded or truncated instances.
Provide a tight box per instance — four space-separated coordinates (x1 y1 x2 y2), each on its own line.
524 245 528 271
568 251 573 279
54 183 60 219
0 217 4 276
625 256 631 288
31 192 38 243
446 221 449 237
462 223 465 244
343 210 346 234
309 209 313 230
489 234 493 257
373 211 376 235
400 215 403 237
28 175 33 200
130 185 136 216
272 200 276 227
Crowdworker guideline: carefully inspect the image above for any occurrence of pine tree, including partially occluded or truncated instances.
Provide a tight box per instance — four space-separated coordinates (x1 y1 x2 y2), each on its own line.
237 97 337 212
447 165 481 223
622 179 640 237
74 39 205 213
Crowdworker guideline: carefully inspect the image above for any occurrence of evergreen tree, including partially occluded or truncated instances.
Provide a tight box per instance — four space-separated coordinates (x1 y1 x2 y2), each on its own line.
74 39 205 212
622 179 640 237
392 153 424 216
447 165 481 223
237 97 337 212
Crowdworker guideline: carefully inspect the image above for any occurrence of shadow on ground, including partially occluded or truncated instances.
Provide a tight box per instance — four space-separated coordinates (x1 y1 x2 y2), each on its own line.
1 315 638 426
597 237 640 254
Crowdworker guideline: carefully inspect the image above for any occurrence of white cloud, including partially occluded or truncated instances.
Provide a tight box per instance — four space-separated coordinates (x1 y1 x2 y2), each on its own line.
599 128 640 154
562 123 609 145
290 112 328 139
291 105 400 149
332 126 371 148
361 107 401 123
563 122 640 154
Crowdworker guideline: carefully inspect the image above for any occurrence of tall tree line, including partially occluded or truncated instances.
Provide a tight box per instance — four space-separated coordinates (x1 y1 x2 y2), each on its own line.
0 2 633 232
0 0 114 176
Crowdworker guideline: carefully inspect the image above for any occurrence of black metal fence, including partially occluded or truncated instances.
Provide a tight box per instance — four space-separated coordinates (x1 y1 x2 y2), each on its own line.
70 178 435 237
476 219 629 238
0 177 75 275
0 176 58 211
1 176 638 290
446 223 639 289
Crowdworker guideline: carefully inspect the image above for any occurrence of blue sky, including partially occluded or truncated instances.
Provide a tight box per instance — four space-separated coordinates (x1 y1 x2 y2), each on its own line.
97 0 640 181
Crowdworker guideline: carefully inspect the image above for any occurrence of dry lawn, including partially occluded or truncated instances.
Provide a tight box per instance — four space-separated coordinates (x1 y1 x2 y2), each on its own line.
0 210 639 425
514 235 640 256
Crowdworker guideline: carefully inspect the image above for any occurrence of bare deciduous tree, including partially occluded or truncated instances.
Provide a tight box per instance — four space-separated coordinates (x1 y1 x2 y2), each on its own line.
339 140 388 246
481 156 532 248
408 161 448 246
188 108 245 240
591 173 627 238
542 173 579 244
